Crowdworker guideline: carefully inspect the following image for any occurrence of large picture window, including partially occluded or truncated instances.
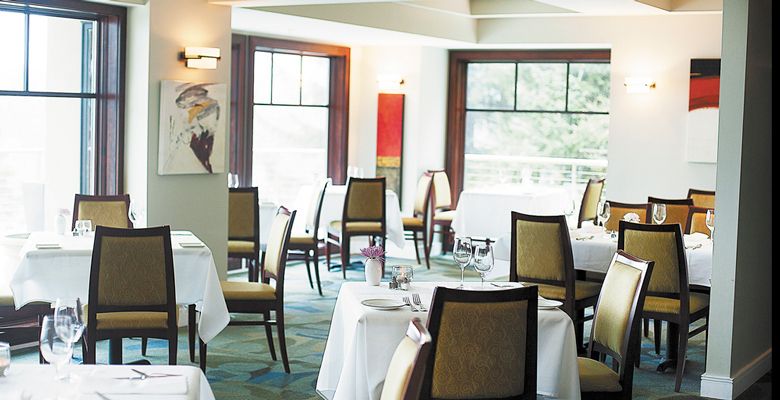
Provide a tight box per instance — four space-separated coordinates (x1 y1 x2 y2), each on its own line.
447 50 610 203
0 0 125 234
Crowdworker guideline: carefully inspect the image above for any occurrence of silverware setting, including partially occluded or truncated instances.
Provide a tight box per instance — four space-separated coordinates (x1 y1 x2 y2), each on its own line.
402 296 419 312
113 368 181 380
411 293 427 312
685 243 703 250
95 392 113 400
575 235 594 241
490 283 514 288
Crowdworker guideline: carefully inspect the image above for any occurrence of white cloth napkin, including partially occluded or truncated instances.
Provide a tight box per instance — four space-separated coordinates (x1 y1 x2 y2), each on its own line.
623 212 641 222
685 232 709 247
90 375 189 394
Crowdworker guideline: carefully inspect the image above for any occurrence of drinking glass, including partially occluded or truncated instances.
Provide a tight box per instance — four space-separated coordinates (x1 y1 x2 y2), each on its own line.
452 237 473 289
652 203 667 225
599 201 611 231
473 243 494 288
73 220 83 236
0 342 9 377
82 220 92 235
40 316 73 380
54 299 84 348
705 209 715 240
564 199 577 230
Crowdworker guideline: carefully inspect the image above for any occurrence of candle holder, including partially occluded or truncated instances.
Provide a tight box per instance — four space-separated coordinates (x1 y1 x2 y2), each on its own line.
391 265 414 290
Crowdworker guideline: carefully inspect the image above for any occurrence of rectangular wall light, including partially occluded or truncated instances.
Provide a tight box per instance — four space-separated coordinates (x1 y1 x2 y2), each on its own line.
180 47 221 69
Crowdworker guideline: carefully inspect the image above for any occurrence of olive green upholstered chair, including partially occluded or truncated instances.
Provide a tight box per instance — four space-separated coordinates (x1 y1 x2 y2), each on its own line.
646 197 693 232
578 178 605 228
604 201 648 233
427 170 457 254
578 250 654 400
402 172 434 269
686 207 713 237
420 286 538 400
618 221 709 392
687 189 716 209
72 194 133 230
228 187 261 282
326 178 386 279
84 225 177 365
510 211 601 351
380 318 433 400
288 179 329 295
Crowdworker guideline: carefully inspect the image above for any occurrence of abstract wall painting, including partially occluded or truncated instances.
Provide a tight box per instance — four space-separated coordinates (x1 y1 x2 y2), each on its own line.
158 80 227 175
376 93 405 200
685 59 720 163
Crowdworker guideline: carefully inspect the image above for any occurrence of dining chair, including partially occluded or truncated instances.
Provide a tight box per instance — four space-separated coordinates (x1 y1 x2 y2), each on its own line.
379 318 433 400
686 207 714 237
83 225 177 365
205 207 296 373
288 179 329 295
578 250 654 400
228 187 261 282
402 172 434 269
326 177 386 279
686 188 716 209
510 211 601 351
427 170 457 255
1 286 49 363
618 220 709 392
604 201 647 232
577 178 605 228
646 197 693 232
72 194 133 230
420 286 538 400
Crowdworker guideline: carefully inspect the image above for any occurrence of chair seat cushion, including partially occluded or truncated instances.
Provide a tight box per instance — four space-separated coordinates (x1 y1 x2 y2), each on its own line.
578 357 622 392
221 281 276 301
524 281 602 302
402 217 424 229
1 285 14 306
83 305 176 330
289 235 316 245
228 240 255 255
644 293 709 316
433 210 456 222
328 220 384 235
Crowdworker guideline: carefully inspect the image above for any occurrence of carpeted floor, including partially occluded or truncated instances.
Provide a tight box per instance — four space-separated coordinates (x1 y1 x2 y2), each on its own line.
11 254 771 399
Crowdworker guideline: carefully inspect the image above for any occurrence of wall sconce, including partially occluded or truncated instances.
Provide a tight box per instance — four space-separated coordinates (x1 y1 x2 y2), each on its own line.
377 74 405 93
180 47 221 69
624 77 656 93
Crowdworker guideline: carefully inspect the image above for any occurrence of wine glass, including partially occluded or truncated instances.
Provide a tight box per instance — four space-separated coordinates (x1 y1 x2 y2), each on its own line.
705 209 715 240
73 220 83 236
54 298 84 348
40 315 73 380
599 201 611 231
452 237 473 289
82 220 93 235
564 199 577 230
473 243 494 288
652 203 667 225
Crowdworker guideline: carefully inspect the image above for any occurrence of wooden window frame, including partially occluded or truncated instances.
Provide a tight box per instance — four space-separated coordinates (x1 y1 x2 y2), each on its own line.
445 49 610 206
231 35 350 186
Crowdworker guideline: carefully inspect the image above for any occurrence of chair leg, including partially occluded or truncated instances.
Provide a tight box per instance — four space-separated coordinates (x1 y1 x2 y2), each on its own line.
189 304 197 363
259 251 266 282
109 338 123 365
313 247 323 296
304 251 314 289
422 228 430 269
644 318 650 337
141 337 148 356
341 235 350 280
169 330 178 365
326 240 332 271
412 231 421 264
199 338 207 372
276 308 291 373
674 325 688 392
654 319 663 355
575 309 585 353
263 310 277 360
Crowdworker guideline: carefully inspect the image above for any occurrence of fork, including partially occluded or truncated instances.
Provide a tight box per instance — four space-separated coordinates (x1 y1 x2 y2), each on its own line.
411 293 427 312
402 296 418 312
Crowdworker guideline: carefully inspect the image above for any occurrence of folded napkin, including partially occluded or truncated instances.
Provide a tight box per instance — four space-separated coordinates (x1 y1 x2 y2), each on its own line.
89 375 188 395
35 243 61 249
623 212 641 223
179 241 205 248
684 232 709 248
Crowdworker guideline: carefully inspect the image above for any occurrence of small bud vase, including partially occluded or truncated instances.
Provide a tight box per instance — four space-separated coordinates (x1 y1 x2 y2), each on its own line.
364 258 382 286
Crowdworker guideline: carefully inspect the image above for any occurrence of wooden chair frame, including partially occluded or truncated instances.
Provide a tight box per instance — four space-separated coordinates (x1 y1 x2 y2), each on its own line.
577 178 605 228
391 318 433 400
427 169 456 255
72 194 133 230
686 206 714 236
420 286 538 400
403 172 434 269
582 250 655 400
288 180 330 295
604 200 648 231
228 187 261 282
646 197 694 232
84 225 177 365
618 220 709 392
686 188 716 208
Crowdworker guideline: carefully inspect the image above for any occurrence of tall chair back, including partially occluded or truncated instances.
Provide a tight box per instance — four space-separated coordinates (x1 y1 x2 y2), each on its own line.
380 318 433 400
618 221 687 299
343 177 386 223
421 286 538 400
646 197 693 231
428 170 453 210
307 179 330 239
687 189 715 209
577 178 605 228
73 194 132 230
604 201 647 232
228 187 259 242
686 206 713 237
262 207 297 300
413 172 434 218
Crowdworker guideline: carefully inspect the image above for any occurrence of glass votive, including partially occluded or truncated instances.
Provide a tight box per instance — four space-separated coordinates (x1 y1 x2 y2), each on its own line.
391 265 414 290
0 341 10 377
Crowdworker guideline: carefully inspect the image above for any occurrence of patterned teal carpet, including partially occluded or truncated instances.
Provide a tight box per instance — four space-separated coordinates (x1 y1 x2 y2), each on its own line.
11 255 770 399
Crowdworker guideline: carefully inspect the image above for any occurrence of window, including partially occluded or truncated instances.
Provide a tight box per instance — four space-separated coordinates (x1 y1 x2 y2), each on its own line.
231 35 349 205
0 0 125 234
446 50 610 202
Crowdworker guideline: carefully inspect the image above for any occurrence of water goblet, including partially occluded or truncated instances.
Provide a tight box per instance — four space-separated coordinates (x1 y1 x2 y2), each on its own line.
473 243 494 288
652 203 667 225
40 315 73 380
705 209 715 240
452 237 473 289
599 201 611 232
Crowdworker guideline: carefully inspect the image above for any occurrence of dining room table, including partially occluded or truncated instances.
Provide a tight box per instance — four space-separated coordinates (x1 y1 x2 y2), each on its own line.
0 364 215 399
316 281 581 400
7 231 229 343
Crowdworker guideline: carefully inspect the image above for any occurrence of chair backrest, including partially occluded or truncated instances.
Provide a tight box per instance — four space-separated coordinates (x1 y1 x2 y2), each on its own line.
618 221 688 300
228 187 259 242
262 207 297 299
73 194 132 230
380 318 433 400
427 170 453 210
306 179 330 239
577 178 605 228
687 206 713 237
587 250 654 398
343 177 386 223
646 197 693 232
87 226 176 327
510 212 574 310
413 172 434 218
421 286 538 400
687 188 716 209
605 200 648 232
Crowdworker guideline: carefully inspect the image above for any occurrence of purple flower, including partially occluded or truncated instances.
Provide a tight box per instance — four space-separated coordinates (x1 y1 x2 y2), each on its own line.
360 245 386 263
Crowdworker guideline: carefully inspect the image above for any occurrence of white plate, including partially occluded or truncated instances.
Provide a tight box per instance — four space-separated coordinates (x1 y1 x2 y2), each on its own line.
361 299 406 310
179 242 205 248
35 243 61 249
538 298 563 309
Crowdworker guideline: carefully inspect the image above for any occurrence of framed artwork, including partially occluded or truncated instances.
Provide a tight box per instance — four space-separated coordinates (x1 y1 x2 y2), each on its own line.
376 93 405 200
685 59 720 163
158 80 227 175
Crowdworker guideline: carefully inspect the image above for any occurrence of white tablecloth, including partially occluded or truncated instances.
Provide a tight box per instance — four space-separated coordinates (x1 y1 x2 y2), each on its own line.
0 364 214 400
316 282 581 400
451 186 571 239
9 232 229 343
